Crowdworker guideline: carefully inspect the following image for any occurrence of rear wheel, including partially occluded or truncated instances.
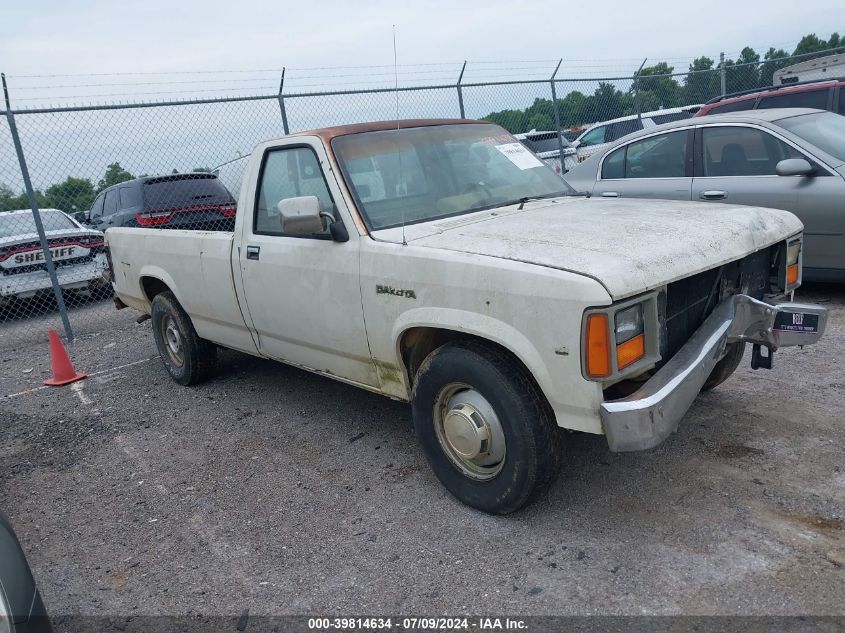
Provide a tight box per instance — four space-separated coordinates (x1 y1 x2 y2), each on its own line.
150 291 217 385
411 341 562 514
701 342 745 392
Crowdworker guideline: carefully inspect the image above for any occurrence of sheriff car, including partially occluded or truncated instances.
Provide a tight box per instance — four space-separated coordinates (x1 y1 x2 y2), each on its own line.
0 208 109 307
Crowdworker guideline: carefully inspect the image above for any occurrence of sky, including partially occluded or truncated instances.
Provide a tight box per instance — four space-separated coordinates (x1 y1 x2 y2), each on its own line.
0 0 842 191
1 0 842 102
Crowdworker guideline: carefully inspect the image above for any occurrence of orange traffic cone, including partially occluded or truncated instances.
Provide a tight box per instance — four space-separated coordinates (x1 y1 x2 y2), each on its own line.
43 329 87 386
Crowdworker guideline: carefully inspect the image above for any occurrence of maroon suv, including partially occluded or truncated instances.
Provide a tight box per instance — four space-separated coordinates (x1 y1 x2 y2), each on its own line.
695 79 845 117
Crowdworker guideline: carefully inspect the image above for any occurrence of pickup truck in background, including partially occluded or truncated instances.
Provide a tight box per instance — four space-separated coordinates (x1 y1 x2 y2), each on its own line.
107 119 827 514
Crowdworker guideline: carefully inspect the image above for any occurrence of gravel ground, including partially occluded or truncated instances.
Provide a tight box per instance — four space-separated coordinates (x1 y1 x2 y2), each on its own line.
0 284 843 617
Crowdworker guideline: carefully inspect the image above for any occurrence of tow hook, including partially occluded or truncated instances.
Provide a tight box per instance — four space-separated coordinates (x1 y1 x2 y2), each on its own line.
751 344 773 370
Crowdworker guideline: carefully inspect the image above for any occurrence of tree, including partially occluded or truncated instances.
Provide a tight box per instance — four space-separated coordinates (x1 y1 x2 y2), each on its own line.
683 56 720 104
635 63 680 110
580 82 631 124
759 47 790 87
44 177 96 213
793 33 841 56
0 183 16 212
723 47 760 94
97 162 135 192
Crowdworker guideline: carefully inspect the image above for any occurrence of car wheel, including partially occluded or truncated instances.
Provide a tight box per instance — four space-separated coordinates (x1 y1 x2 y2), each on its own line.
411 341 562 514
150 291 216 386
701 342 745 392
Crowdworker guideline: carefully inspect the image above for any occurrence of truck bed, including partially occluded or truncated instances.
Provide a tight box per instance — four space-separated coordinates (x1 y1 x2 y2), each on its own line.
107 228 258 355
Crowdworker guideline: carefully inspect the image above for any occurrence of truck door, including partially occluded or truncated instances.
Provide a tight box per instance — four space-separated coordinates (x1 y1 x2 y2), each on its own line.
234 140 379 388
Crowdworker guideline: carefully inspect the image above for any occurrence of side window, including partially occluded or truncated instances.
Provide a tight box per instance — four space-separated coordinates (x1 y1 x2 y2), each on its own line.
838 88 845 115
579 126 607 147
119 186 142 209
255 146 336 237
89 194 105 219
701 126 803 177
757 89 830 111
650 111 694 125
600 146 625 179
103 190 119 216
607 119 643 142
624 131 688 178
707 100 756 115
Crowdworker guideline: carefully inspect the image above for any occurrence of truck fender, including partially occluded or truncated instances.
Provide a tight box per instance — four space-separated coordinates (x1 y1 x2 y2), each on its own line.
138 265 181 308
390 307 555 402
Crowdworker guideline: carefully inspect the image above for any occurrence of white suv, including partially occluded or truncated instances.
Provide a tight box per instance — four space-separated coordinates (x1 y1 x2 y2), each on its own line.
573 105 701 163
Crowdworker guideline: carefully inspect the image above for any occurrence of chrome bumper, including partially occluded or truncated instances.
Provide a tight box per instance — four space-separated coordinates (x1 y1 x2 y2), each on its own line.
601 294 827 452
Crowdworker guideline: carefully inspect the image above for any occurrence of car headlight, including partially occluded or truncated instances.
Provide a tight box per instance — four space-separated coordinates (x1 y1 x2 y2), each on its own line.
583 296 656 380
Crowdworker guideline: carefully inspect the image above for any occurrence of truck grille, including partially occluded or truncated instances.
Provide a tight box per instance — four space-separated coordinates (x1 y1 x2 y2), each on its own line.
656 246 778 369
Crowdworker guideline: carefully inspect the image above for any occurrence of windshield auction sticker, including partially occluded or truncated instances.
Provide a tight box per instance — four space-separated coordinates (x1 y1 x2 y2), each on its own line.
495 143 544 170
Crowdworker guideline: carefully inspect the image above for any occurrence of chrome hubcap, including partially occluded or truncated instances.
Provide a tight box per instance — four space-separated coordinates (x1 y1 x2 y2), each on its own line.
434 383 506 480
161 316 184 367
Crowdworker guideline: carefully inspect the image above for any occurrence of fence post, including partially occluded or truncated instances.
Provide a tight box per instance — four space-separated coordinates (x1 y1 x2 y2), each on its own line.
2 73 74 341
549 59 564 170
278 67 290 135
633 58 647 123
456 61 467 118
719 52 727 96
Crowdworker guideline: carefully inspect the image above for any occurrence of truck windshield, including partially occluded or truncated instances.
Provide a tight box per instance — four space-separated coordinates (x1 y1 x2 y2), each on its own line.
332 123 573 230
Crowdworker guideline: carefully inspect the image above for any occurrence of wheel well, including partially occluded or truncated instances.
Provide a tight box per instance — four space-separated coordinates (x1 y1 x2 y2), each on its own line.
399 327 548 406
140 276 171 304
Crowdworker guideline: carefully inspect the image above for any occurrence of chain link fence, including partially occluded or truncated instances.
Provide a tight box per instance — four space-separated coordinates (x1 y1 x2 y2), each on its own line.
1 46 841 351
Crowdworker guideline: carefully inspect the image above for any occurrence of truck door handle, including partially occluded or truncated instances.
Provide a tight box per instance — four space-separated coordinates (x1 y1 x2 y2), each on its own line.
700 190 727 200
246 245 260 260
601 191 619 198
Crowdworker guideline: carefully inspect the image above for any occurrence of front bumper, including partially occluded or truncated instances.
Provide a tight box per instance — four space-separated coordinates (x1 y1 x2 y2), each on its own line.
601 294 827 452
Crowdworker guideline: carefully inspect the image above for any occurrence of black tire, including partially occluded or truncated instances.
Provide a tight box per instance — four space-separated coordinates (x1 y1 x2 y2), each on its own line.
701 342 745 392
150 291 217 386
411 341 562 514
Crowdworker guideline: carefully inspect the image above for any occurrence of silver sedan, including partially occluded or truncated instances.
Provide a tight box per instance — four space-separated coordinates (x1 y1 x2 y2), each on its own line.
563 108 845 281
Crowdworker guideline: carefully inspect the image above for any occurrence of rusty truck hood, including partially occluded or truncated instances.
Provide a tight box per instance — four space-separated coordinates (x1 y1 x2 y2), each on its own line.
378 197 803 300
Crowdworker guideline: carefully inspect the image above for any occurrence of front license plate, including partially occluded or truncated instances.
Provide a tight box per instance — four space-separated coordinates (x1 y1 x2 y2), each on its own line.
774 311 819 333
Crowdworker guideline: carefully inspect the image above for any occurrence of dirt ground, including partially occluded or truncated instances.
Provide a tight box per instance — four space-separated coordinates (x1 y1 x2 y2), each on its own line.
1 284 843 617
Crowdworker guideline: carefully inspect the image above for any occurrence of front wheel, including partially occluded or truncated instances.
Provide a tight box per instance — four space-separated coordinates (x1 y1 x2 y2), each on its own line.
411 341 562 514
150 291 217 386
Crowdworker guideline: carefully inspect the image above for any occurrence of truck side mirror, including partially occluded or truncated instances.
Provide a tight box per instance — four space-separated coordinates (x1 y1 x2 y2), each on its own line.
277 196 325 235
775 158 814 177
72 211 89 224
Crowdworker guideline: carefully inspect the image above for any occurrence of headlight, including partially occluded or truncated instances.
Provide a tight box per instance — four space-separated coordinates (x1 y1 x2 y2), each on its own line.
786 237 801 289
614 304 646 369
584 298 652 379
615 304 644 344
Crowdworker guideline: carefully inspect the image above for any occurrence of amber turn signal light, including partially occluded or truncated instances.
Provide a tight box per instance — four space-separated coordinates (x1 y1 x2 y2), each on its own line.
585 313 612 378
786 263 799 287
616 333 645 370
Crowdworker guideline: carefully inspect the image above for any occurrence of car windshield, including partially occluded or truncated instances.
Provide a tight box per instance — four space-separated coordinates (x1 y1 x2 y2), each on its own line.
331 123 572 230
0 210 76 238
777 111 845 162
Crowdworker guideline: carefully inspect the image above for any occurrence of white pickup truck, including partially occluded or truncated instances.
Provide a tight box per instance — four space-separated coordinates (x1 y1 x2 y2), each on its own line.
108 119 827 514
